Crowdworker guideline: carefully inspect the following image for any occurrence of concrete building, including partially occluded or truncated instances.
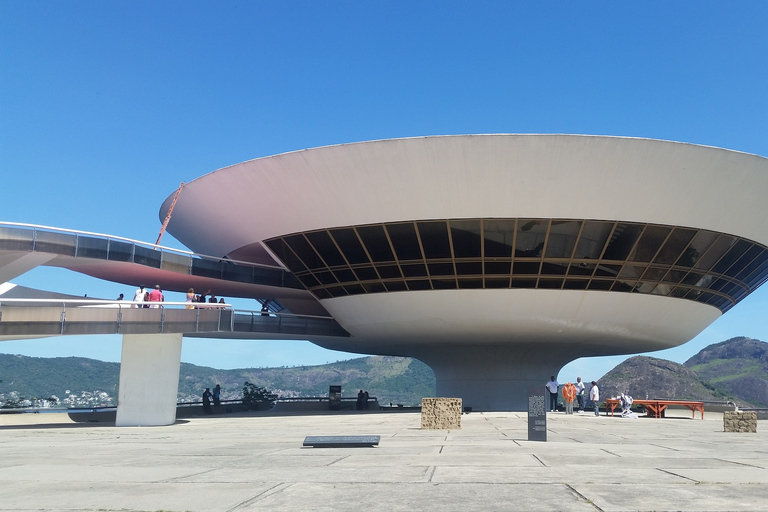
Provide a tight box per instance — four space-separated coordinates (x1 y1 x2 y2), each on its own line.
158 135 768 410
3 134 768 420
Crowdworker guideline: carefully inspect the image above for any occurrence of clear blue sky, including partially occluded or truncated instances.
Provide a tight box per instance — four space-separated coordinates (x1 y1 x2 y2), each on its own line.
2 2 768 381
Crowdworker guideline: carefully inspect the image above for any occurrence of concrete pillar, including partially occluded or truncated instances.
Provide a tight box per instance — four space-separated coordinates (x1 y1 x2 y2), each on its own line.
415 344 574 412
116 333 182 427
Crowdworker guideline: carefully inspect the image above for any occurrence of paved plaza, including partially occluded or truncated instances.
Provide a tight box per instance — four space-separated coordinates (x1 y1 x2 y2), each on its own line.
1 408 766 512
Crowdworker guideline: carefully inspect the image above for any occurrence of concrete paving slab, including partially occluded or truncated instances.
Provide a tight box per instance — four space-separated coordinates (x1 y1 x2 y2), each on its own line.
1 409 766 512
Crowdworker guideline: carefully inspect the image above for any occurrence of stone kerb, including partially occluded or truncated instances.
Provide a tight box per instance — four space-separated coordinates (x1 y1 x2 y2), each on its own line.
421 397 462 429
723 411 757 433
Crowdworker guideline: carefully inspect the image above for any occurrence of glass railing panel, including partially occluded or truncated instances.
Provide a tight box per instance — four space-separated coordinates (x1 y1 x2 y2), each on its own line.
222 262 255 283
107 240 134 262
134 245 161 268
160 251 191 274
191 257 222 278
75 235 109 259
34 231 76 256
0 226 34 251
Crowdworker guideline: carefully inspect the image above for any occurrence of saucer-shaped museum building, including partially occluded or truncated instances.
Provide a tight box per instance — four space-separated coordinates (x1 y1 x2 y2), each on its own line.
161 135 768 410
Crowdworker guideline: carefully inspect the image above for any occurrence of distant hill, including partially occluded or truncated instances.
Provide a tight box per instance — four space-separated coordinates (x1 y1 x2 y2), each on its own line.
0 353 436 407
598 356 730 403
684 336 768 407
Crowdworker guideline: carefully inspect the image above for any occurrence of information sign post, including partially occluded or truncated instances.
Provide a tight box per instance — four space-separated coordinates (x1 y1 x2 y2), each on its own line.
527 386 547 442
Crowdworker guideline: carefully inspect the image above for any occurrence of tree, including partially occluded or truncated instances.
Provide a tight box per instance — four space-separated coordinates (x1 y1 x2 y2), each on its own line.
242 381 277 411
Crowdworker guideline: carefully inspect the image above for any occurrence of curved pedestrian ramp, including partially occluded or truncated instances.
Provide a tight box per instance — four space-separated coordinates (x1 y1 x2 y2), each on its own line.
0 300 349 339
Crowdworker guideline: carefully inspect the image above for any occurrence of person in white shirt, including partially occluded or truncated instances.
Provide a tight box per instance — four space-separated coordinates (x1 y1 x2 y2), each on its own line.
589 381 600 416
575 377 586 412
545 376 559 412
132 285 145 308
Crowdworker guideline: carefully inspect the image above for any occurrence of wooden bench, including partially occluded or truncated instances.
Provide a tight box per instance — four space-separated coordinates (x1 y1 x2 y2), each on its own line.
605 398 704 419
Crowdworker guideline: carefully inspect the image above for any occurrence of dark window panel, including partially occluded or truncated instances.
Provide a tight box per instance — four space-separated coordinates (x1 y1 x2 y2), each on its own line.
594 264 621 277
538 278 563 289
484 278 510 288
736 252 768 282
563 279 589 290
545 220 582 258
384 280 408 292
612 281 635 292
343 284 365 295
515 219 546 257
297 274 320 288
743 259 768 289
576 221 614 259
662 269 687 284
683 230 719 268
540 261 568 276
432 279 458 290
641 267 667 281
457 278 483 289
603 223 643 261
374 265 401 279
314 271 338 285
513 261 540 275
417 221 452 259
456 261 482 275
723 244 763 279
670 287 689 298
719 282 737 295
484 261 511 275
483 219 516 257
265 239 304 272
357 225 395 263
407 279 432 290
696 235 736 270
362 282 387 293
619 265 646 279
332 269 356 283
712 240 752 274
386 223 423 261
305 231 346 267
629 225 671 263
354 266 380 281
285 234 324 270
568 262 594 276
681 271 704 286
655 228 696 265
587 280 613 291
428 262 456 276
325 286 348 298
510 278 537 288
330 228 370 265
312 288 332 299
191 257 222 278
401 263 428 278
450 219 482 258
650 284 673 296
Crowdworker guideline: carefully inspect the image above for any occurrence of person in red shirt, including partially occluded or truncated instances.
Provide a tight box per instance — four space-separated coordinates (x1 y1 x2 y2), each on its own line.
148 285 164 308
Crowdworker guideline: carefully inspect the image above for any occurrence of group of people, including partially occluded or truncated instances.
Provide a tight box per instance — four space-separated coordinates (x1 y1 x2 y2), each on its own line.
126 285 225 308
545 376 600 416
356 389 370 410
131 285 165 308
185 288 225 308
202 384 221 414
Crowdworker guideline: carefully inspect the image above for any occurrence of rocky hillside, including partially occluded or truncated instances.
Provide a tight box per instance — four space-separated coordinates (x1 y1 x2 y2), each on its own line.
598 356 728 402
684 337 768 407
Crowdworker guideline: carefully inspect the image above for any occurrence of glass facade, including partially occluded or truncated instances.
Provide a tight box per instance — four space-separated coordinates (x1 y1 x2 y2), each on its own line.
264 218 768 313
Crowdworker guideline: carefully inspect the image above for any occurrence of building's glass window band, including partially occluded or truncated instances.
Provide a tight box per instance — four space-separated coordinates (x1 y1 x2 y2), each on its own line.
263 218 768 314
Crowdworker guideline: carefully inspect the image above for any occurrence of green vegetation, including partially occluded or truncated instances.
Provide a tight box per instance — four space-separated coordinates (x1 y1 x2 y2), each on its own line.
241 381 277 410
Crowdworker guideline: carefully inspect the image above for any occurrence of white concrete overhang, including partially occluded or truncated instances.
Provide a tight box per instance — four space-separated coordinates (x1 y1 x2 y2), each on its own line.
161 135 768 259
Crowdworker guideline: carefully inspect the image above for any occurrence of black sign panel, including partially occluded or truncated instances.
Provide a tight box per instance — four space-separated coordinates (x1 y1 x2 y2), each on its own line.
527 386 547 442
303 435 380 448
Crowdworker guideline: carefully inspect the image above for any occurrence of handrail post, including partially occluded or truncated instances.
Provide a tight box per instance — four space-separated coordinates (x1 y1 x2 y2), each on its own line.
60 302 66 335
160 307 165 333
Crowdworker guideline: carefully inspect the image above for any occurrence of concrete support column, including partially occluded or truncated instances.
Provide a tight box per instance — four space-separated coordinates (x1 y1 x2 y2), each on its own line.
415 344 574 412
116 333 182 427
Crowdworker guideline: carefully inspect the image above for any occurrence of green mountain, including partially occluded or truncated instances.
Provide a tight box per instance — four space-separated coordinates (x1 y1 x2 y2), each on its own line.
0 353 436 407
684 336 768 407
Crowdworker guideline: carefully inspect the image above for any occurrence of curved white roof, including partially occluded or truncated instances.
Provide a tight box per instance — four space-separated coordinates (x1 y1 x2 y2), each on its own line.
162 134 768 260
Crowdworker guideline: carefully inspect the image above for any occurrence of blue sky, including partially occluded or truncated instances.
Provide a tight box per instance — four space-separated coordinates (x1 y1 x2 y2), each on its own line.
1 2 768 381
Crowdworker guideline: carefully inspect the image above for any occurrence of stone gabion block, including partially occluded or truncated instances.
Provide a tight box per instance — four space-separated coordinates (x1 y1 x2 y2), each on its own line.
421 397 462 429
723 411 757 433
